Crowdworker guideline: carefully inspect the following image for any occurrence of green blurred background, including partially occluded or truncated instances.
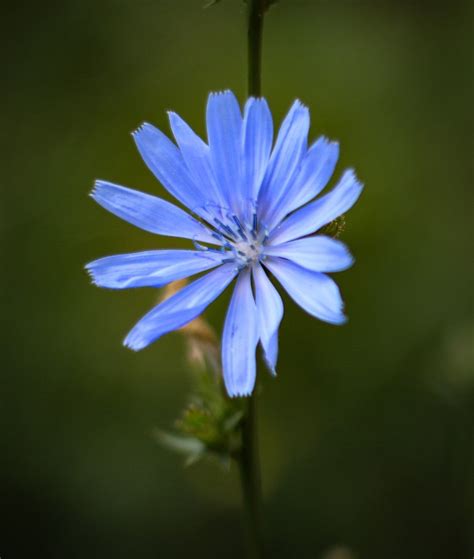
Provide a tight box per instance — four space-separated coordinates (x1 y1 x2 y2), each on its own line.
2 1 473 557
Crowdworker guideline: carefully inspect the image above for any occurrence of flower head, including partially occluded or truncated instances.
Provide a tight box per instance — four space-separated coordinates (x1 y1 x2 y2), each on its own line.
86 91 363 397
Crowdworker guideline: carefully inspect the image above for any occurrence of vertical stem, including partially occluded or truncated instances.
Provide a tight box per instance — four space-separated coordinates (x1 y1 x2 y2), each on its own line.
239 393 264 558
247 0 266 97
239 4 267 558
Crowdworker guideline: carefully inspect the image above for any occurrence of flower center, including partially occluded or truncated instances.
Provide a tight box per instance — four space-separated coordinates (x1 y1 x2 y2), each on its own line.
193 204 269 270
234 240 262 265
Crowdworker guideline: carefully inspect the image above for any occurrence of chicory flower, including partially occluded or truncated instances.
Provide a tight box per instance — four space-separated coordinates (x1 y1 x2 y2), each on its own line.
86 91 363 396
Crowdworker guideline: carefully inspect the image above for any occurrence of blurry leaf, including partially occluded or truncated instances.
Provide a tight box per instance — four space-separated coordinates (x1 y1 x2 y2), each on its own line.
156 362 245 468
184 453 203 468
153 430 205 459
223 410 245 432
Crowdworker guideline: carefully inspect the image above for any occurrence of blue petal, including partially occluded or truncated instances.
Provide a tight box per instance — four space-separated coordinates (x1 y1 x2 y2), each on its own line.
265 236 353 273
253 264 283 375
268 137 339 227
124 263 237 351
133 122 206 217
264 257 347 325
257 100 310 226
167 111 225 213
269 169 363 245
86 250 224 289
206 91 243 214
222 270 260 397
242 97 273 205
91 180 216 243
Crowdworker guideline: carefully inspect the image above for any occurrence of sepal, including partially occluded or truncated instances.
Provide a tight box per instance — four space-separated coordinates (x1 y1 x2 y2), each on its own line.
156 373 246 468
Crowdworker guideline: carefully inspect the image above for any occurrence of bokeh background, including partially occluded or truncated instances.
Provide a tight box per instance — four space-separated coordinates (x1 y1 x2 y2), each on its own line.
2 1 473 557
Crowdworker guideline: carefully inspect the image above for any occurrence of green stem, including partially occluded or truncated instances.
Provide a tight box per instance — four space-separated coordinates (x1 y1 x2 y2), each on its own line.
239 392 264 558
247 0 266 97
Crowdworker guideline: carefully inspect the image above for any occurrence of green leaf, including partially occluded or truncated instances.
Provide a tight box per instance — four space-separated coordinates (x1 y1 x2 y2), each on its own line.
223 410 245 432
153 429 205 457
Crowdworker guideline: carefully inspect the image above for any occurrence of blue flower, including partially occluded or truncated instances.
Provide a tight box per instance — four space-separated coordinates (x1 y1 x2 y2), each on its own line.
86 91 363 397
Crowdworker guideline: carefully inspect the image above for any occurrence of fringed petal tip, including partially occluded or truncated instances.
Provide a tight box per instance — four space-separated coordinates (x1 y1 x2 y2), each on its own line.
84 263 98 286
345 168 364 193
227 386 254 399
89 179 104 200
245 95 268 104
340 167 364 214
319 136 339 151
131 122 151 138
90 179 129 203
324 295 348 326
209 89 233 97
123 333 145 352
346 252 356 270
285 99 308 117
331 313 348 326
85 252 130 290
208 90 270 104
